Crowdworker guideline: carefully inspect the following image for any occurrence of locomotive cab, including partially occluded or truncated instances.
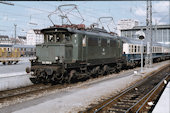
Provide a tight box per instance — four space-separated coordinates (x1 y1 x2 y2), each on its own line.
35 28 75 65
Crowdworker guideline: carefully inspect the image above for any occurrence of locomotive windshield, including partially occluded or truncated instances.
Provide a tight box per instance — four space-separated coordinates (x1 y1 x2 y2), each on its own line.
44 32 71 43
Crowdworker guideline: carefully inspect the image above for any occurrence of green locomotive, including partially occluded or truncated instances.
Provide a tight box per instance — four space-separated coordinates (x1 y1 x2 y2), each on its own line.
26 25 125 84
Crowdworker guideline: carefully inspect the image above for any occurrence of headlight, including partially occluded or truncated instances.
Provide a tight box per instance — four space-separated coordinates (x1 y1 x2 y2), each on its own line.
35 56 38 60
55 56 59 60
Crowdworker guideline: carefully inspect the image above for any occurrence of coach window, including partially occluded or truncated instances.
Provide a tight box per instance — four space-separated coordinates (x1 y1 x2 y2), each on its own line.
157 47 159 52
138 46 140 52
154 47 155 52
155 47 157 52
134 45 137 52
132 45 133 53
158 47 159 52
144 46 146 52
129 45 131 53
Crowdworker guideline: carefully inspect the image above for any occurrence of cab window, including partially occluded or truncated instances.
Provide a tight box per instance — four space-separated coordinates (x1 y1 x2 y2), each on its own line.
44 32 71 43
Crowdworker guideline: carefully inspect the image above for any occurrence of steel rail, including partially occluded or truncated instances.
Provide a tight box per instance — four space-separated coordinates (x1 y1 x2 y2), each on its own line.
126 75 169 113
82 64 170 113
136 75 169 113
0 84 51 99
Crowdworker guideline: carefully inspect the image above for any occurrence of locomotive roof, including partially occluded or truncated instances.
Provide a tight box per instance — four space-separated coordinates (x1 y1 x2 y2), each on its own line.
41 27 118 39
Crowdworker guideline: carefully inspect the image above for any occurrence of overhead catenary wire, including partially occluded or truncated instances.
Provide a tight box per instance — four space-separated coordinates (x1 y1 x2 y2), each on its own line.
0 1 169 36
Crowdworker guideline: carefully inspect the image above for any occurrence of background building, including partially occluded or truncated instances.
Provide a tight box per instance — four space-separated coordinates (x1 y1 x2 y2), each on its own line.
117 19 139 36
18 36 27 45
0 35 12 44
121 25 170 44
117 19 139 30
26 29 44 45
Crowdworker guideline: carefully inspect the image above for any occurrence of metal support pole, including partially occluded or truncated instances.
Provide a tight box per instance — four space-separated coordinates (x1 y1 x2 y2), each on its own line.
14 24 17 45
145 0 152 68
145 0 149 68
149 0 152 67
141 40 143 73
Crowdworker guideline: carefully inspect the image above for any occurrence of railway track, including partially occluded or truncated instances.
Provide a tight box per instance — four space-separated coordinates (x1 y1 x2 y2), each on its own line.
0 83 69 108
82 65 170 113
0 63 169 110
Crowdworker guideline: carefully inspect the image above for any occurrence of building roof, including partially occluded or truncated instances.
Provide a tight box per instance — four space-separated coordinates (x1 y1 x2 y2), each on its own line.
33 29 42 34
0 35 9 39
121 25 170 31
18 36 26 40
120 36 164 47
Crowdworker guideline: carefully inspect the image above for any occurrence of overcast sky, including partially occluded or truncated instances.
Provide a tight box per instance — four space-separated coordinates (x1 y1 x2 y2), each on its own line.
0 1 169 37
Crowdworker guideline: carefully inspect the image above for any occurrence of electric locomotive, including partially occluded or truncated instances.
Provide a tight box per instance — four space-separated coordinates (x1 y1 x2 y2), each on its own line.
26 25 125 84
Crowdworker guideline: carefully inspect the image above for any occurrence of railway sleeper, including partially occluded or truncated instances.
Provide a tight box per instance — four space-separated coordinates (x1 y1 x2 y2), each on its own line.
123 93 139 98
119 99 138 103
121 96 140 101
115 102 135 106
123 96 141 101
114 103 132 108
107 107 127 112
116 101 135 105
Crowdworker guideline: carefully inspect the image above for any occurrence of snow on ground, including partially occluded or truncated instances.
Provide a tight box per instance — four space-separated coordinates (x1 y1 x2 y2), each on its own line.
0 57 33 91
12 61 169 113
0 72 26 78
0 73 33 91
0 57 31 74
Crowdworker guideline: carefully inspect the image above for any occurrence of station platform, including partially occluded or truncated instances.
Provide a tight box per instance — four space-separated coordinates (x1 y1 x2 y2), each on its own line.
152 82 170 113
